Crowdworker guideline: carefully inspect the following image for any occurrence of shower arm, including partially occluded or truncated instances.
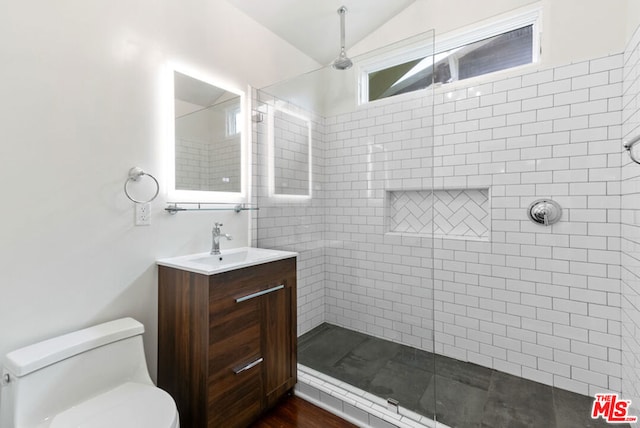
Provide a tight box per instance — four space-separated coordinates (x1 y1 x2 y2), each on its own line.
331 5 353 70
338 6 347 56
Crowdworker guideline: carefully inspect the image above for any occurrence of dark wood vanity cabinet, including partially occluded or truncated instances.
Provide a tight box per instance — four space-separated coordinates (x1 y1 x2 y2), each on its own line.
157 257 297 428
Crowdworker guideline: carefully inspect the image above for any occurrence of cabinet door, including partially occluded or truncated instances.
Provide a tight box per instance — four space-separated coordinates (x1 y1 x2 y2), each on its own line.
158 267 211 428
262 258 297 408
208 258 297 425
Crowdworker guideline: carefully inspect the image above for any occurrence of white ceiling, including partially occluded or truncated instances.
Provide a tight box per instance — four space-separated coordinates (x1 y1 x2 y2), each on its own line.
227 0 417 66
174 71 229 106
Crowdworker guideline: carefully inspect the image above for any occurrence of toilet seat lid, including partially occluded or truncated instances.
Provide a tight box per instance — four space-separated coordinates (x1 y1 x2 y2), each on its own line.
49 382 178 428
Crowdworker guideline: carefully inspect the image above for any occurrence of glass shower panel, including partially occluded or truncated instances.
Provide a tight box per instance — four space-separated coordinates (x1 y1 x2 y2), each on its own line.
252 29 438 426
427 27 625 428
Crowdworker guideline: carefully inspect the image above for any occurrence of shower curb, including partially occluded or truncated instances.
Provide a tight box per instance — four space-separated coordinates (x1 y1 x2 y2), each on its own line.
295 365 449 428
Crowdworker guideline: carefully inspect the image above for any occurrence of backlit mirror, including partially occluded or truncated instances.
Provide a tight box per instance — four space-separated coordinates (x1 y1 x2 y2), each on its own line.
168 69 246 202
268 105 312 198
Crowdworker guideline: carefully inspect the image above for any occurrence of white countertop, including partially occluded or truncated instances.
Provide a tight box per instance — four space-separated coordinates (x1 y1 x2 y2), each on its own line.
157 247 297 275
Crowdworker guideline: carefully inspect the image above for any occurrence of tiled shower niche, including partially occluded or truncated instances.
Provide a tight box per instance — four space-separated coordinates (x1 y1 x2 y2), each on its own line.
388 188 490 240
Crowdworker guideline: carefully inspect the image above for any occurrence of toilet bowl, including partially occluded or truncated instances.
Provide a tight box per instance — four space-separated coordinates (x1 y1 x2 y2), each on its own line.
0 318 179 428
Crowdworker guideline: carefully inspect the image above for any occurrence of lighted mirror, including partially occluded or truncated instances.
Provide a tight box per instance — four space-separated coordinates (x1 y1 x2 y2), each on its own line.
269 106 312 198
168 69 246 202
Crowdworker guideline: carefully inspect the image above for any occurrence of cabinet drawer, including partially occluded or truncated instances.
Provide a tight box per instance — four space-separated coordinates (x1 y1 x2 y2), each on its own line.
209 296 261 386
209 259 294 310
208 361 263 428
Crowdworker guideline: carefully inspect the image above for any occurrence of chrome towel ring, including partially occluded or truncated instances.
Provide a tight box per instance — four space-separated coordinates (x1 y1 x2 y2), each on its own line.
124 167 159 204
624 134 640 165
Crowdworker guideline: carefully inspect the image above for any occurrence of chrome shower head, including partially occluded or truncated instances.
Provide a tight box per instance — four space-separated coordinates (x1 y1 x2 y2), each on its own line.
332 6 353 70
333 49 353 70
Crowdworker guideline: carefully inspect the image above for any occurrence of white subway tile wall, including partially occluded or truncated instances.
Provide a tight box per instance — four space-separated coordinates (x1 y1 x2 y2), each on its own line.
323 89 436 352
621 25 640 414
253 44 635 397
432 53 623 396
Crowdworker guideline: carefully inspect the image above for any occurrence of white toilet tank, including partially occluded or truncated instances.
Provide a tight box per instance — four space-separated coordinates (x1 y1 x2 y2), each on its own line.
0 318 178 428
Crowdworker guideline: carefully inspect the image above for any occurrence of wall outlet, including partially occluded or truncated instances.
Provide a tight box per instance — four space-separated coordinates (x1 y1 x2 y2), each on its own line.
135 203 151 226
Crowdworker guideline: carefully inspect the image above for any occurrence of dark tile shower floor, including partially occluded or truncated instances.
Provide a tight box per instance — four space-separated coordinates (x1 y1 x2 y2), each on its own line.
299 323 629 428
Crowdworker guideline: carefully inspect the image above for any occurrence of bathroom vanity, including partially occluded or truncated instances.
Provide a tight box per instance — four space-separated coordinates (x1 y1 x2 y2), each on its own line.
157 248 297 428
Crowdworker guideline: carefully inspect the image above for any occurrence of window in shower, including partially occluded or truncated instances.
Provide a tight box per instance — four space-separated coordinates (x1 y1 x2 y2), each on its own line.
359 6 540 103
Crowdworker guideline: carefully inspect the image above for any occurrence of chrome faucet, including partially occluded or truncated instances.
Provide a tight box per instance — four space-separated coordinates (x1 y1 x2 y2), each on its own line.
211 222 232 255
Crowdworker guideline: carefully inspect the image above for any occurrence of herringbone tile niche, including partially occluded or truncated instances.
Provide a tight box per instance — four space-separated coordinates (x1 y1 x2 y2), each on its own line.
388 189 490 240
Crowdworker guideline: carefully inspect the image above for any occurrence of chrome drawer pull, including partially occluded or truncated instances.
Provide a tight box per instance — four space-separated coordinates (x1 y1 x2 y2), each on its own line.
233 357 263 374
235 285 284 303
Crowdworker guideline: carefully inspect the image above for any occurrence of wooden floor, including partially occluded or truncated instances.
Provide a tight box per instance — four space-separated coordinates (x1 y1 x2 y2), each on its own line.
251 395 358 428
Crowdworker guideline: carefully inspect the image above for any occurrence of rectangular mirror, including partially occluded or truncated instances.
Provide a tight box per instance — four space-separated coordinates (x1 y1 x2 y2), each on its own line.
268 106 312 198
168 69 246 202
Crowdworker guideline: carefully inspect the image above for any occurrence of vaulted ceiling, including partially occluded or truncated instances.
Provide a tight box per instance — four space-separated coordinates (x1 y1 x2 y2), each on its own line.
227 0 417 66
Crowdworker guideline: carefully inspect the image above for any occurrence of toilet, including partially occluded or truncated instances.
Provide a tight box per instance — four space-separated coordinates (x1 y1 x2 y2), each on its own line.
0 317 179 428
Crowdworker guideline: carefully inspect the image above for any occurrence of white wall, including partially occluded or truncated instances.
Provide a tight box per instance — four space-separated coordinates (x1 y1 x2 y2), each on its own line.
351 0 629 70
627 0 640 44
0 0 317 383
542 0 627 67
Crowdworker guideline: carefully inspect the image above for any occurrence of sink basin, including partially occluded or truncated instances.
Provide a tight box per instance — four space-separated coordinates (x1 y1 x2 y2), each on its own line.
157 247 297 275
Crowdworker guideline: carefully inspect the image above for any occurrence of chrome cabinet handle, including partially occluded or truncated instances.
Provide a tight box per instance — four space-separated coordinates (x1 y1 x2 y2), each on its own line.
235 285 284 303
233 357 263 375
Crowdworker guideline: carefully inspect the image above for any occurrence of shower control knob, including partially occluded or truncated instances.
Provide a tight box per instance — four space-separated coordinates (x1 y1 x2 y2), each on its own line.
527 199 562 226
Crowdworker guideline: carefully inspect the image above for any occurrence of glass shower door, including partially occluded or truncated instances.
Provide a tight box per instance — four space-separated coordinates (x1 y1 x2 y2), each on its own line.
252 28 439 427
